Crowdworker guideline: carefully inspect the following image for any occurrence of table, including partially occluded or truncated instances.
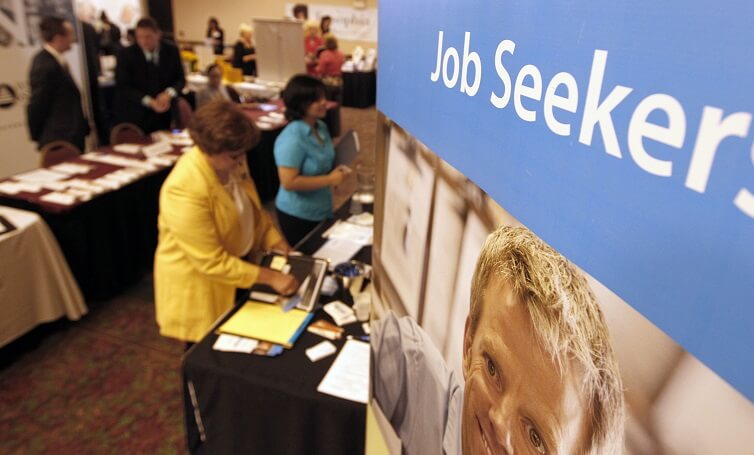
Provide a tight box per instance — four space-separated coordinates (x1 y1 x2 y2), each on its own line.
0 146 183 301
183 203 372 454
342 71 377 108
0 206 86 347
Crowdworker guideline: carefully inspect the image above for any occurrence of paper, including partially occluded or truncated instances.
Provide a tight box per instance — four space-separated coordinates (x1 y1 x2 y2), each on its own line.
113 143 142 154
323 301 357 326
212 334 259 353
40 181 71 191
306 340 337 362
313 238 364 271
249 291 278 303
50 162 93 175
322 220 373 245
82 152 158 171
321 275 338 296
0 182 23 194
40 191 76 206
13 168 67 183
270 255 287 271
142 141 173 157
317 339 370 403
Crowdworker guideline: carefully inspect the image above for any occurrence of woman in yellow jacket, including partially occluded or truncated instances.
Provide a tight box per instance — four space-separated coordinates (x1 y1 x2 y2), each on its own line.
154 100 298 343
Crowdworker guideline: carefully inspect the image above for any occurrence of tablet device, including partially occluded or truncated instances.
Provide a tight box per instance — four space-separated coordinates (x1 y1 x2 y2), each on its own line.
333 129 360 167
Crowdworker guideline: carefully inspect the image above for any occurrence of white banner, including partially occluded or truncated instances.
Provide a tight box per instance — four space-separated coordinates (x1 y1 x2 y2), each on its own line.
77 0 142 37
286 3 377 43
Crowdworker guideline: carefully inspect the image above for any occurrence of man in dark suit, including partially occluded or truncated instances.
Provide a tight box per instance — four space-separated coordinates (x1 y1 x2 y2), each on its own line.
115 17 185 134
27 16 89 152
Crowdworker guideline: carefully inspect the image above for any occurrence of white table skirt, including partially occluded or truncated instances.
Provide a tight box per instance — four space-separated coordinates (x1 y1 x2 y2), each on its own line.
0 206 87 347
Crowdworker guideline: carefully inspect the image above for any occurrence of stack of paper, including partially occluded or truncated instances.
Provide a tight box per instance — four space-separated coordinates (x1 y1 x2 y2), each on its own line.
323 301 357 326
317 339 370 403
217 301 314 348
50 162 93 176
322 220 373 245
313 237 364 271
213 334 259 353
13 168 67 183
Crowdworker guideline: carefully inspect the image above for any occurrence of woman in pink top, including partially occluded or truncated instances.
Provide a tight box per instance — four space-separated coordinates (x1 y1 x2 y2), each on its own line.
303 22 323 76
316 34 345 78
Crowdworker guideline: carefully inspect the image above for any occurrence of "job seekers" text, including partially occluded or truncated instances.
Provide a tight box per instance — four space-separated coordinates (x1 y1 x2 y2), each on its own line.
430 31 754 220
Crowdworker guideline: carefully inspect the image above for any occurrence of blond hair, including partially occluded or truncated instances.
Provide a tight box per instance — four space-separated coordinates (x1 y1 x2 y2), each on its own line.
304 20 320 34
469 225 625 454
239 23 253 35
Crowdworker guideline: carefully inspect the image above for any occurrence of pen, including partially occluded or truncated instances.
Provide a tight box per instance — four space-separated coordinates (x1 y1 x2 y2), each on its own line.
347 335 370 342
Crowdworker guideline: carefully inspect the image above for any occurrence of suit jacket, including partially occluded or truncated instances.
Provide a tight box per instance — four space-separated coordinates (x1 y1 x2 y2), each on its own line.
154 147 284 342
114 40 186 133
27 49 88 150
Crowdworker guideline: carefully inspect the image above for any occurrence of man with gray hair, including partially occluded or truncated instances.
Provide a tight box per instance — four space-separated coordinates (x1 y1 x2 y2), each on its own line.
372 225 625 454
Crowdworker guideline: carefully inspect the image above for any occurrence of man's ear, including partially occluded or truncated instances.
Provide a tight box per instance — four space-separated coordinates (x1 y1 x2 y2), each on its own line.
462 314 473 380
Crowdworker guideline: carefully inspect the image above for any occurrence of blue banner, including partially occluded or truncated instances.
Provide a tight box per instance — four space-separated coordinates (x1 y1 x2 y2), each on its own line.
378 0 754 400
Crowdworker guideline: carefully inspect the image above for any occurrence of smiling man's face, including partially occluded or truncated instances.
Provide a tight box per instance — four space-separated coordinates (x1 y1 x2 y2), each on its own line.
461 279 590 455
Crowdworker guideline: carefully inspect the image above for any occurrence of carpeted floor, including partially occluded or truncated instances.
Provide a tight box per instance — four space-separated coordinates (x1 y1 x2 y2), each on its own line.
0 107 377 454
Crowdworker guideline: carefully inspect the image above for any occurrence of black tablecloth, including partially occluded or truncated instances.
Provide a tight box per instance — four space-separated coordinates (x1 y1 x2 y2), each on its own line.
342 71 377 108
0 169 169 301
183 204 371 455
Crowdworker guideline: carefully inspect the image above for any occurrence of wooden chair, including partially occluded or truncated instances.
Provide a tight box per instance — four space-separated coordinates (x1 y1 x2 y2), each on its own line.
173 97 195 130
39 141 82 167
110 122 147 145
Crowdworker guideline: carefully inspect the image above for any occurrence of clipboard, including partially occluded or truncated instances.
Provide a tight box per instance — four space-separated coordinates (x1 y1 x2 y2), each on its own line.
333 129 360 167
251 253 328 312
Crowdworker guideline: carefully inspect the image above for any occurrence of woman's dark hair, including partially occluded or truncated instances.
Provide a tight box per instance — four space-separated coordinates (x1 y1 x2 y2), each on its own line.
205 63 222 75
207 17 219 32
189 100 259 155
282 74 326 121
324 34 337 51
293 4 308 19
320 15 331 33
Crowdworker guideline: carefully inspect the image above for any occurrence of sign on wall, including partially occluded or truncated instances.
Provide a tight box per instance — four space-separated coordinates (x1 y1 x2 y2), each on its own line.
285 3 377 42
377 0 754 401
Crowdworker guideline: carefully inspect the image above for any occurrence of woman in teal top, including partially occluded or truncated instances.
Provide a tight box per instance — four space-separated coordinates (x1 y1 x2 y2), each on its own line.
274 75 351 245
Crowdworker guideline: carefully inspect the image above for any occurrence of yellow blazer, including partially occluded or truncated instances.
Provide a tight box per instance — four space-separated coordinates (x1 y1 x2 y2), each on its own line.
154 146 284 342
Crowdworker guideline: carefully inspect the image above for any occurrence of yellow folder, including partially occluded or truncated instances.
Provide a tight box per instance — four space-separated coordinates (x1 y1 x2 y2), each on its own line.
217 301 314 348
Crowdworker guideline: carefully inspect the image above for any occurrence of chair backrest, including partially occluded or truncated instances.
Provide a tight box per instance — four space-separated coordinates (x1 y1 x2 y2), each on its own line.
39 140 82 167
110 122 147 145
173 97 195 130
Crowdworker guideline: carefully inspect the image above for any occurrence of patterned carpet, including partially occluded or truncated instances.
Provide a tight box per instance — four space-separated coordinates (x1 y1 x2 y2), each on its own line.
0 277 186 454
0 107 377 454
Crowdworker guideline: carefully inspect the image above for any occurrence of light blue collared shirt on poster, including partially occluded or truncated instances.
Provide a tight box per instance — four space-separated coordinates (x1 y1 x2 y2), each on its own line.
274 119 335 222
371 312 463 455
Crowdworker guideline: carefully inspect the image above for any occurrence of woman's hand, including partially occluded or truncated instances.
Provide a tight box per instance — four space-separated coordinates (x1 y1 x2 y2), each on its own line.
271 240 294 256
258 268 299 296
328 165 352 186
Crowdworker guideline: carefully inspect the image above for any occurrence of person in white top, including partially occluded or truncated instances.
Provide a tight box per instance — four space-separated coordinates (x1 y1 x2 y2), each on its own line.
195 64 241 109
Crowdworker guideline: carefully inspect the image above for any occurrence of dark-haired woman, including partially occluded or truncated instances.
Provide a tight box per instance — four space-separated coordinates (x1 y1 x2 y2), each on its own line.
155 100 297 343
206 17 224 55
274 75 351 245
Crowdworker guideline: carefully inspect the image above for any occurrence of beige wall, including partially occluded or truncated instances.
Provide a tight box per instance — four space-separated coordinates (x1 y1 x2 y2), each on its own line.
171 0 377 54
